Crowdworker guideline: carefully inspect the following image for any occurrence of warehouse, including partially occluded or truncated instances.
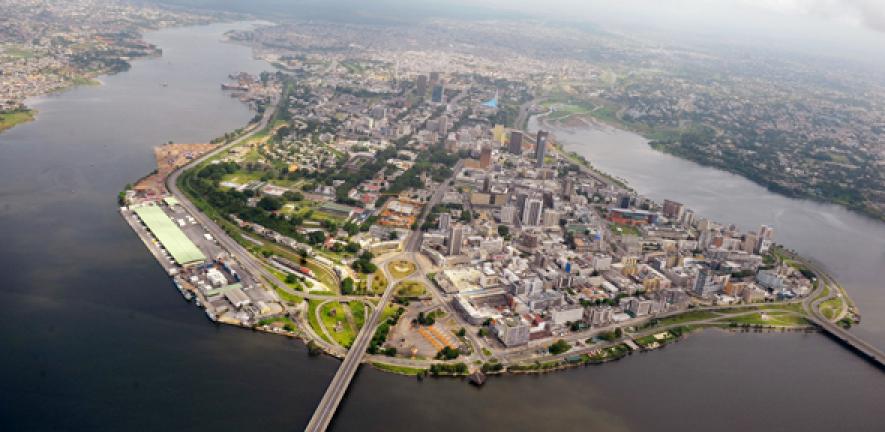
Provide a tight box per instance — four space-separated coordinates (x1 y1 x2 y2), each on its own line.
133 205 206 266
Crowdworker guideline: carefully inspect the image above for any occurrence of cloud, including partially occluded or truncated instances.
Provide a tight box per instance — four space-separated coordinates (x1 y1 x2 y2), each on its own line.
740 0 885 33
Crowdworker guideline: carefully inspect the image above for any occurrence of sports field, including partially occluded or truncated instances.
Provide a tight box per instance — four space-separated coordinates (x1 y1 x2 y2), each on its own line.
134 205 205 265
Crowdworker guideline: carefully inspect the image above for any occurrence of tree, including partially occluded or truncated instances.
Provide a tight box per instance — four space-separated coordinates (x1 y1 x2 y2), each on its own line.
389 231 399 240
307 230 326 245
435 346 460 360
285 273 297 284
548 339 572 355
257 196 283 211
497 225 509 237
340 277 354 295
282 191 304 201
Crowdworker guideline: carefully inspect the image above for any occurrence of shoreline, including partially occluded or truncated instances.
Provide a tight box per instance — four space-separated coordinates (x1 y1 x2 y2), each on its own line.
536 110 885 224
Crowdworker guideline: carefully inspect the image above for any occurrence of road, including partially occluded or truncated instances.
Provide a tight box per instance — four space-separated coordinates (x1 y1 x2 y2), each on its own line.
304 248 410 431
406 159 465 252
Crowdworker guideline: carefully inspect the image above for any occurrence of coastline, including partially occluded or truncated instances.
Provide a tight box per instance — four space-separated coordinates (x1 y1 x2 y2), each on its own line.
536 109 885 224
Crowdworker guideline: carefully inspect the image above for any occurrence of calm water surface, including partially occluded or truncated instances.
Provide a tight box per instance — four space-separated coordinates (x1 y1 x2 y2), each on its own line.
0 23 882 432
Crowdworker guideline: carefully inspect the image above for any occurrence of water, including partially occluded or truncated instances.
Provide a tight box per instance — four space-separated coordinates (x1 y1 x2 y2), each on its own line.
0 23 882 432
533 119 885 350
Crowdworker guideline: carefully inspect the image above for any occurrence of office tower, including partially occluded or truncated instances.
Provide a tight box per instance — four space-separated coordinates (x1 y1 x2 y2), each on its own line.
416 74 428 95
534 130 548 168
561 177 575 197
542 209 561 227
618 193 631 209
438 212 452 231
662 199 684 220
509 130 523 155
743 231 758 254
500 205 516 225
757 225 774 253
431 84 445 103
515 191 529 220
429 71 440 85
480 146 491 168
447 225 463 256
522 198 543 226
438 115 449 136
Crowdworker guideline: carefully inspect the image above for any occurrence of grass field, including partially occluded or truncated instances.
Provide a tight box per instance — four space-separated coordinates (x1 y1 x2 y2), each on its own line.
0 109 35 133
820 296 844 321
394 280 427 298
651 310 719 328
321 301 358 347
609 222 641 236
370 362 426 376
387 260 417 279
720 312 810 327
307 300 332 344
350 301 367 330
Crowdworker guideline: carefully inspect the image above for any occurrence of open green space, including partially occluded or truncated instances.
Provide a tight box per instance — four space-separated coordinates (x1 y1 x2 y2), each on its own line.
387 260 417 279
307 300 333 344
320 301 358 347
609 222 641 236
0 109 35 133
370 362 426 376
719 312 810 327
647 310 719 328
820 296 844 321
350 301 367 330
394 280 427 298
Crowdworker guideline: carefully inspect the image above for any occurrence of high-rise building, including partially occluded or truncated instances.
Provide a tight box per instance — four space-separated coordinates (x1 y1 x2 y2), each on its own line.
509 131 523 155
522 198 543 226
561 177 575 198
447 225 463 256
431 84 445 103
515 191 529 221
743 231 758 254
416 74 428 96
662 199 684 220
429 71 440 86
500 205 516 225
542 209 561 227
480 146 491 168
618 194 631 209
438 212 452 231
757 225 774 253
438 115 449 136
534 130 548 168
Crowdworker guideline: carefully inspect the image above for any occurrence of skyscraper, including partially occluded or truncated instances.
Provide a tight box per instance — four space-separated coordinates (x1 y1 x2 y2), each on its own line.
743 231 758 254
480 146 491 168
447 225 463 256
500 205 516 225
561 177 575 197
662 199 684 220
431 84 445 103
438 212 452 231
429 71 440 86
534 130 548 168
522 198 543 226
416 74 428 96
509 130 523 155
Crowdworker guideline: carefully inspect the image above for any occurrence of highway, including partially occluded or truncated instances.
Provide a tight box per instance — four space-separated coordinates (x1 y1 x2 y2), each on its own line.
406 158 465 252
303 248 408 431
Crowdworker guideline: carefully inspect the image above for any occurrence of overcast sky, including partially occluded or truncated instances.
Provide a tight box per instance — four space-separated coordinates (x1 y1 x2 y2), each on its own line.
452 0 885 65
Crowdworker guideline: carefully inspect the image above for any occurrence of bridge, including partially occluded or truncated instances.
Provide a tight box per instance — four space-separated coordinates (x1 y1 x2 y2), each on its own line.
305 160 465 431
809 316 885 370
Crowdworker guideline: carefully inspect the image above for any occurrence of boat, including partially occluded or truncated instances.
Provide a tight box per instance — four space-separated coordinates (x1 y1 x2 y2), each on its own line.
173 278 192 302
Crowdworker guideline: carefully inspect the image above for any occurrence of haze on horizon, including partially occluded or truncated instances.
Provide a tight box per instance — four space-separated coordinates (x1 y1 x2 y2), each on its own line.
160 0 885 69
